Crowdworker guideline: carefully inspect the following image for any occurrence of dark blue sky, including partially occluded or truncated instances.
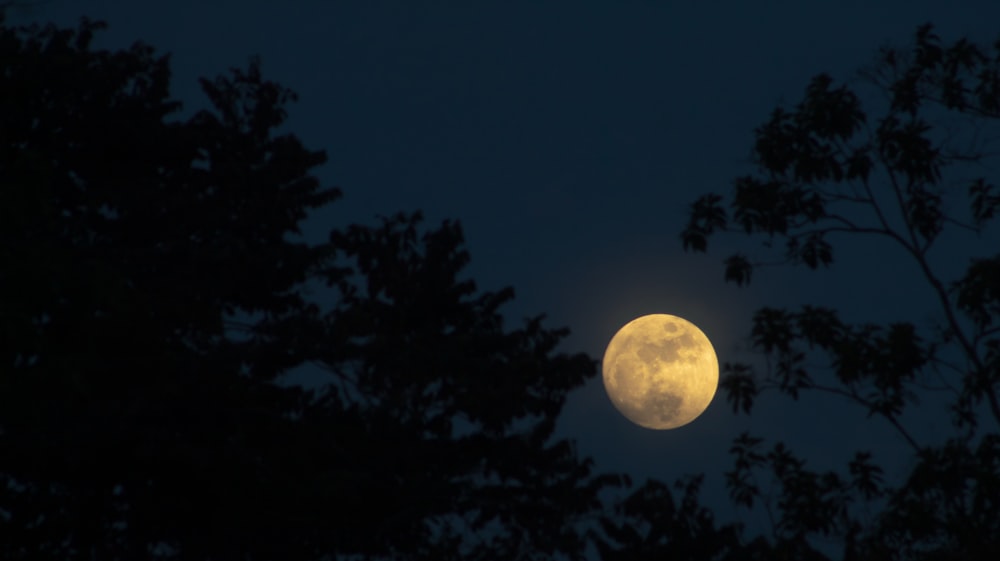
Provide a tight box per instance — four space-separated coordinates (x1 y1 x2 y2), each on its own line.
18 0 1000 536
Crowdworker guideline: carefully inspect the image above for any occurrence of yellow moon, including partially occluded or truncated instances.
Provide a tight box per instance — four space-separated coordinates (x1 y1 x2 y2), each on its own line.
602 314 719 430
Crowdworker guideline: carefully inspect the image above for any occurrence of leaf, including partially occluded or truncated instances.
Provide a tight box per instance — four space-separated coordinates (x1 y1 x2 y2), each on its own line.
724 253 753 286
954 256 1000 328
721 362 758 414
848 452 884 500
906 187 943 241
794 306 843 348
726 432 765 508
845 145 873 181
969 178 1000 227
681 193 727 252
798 233 834 269
751 307 794 353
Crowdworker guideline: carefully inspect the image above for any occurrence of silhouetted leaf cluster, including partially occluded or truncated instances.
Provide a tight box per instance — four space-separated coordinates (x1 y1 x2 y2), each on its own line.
593 476 753 561
0 16 632 561
683 22 1000 560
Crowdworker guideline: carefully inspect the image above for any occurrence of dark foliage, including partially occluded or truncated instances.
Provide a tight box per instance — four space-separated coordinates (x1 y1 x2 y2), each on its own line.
682 23 1000 560
0 15 629 560
13 12 1000 561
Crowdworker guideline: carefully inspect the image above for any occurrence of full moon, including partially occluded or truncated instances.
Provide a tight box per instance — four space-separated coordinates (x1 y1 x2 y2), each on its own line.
602 314 719 430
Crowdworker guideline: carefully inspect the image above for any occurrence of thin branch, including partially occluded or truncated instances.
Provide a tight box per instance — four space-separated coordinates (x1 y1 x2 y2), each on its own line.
975 325 1000 344
810 383 922 452
905 244 1000 425
939 149 1000 164
800 224 897 239
922 93 1000 120
821 191 876 205
928 355 970 380
923 360 963 403
942 216 981 233
880 147 924 254
859 171 906 248
857 136 1000 423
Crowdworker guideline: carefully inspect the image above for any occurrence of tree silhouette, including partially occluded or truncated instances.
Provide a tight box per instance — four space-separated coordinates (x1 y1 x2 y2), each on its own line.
12 12 999 561
0 16 622 560
682 23 1000 560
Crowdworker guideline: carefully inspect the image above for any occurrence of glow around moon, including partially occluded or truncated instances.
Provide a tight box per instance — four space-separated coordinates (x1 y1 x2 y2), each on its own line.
602 314 719 430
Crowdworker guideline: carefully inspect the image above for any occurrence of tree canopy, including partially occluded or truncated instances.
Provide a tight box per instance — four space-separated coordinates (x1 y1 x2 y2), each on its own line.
5 10 1000 561
0 15 619 560
683 22 1000 560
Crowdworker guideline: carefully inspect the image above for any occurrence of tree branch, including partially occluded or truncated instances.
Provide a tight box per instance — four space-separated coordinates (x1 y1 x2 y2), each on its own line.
880 148 925 254
906 247 1000 426
810 383 922 453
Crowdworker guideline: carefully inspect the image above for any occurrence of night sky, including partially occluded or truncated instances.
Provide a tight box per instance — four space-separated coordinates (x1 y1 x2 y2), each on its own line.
17 0 1000 537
